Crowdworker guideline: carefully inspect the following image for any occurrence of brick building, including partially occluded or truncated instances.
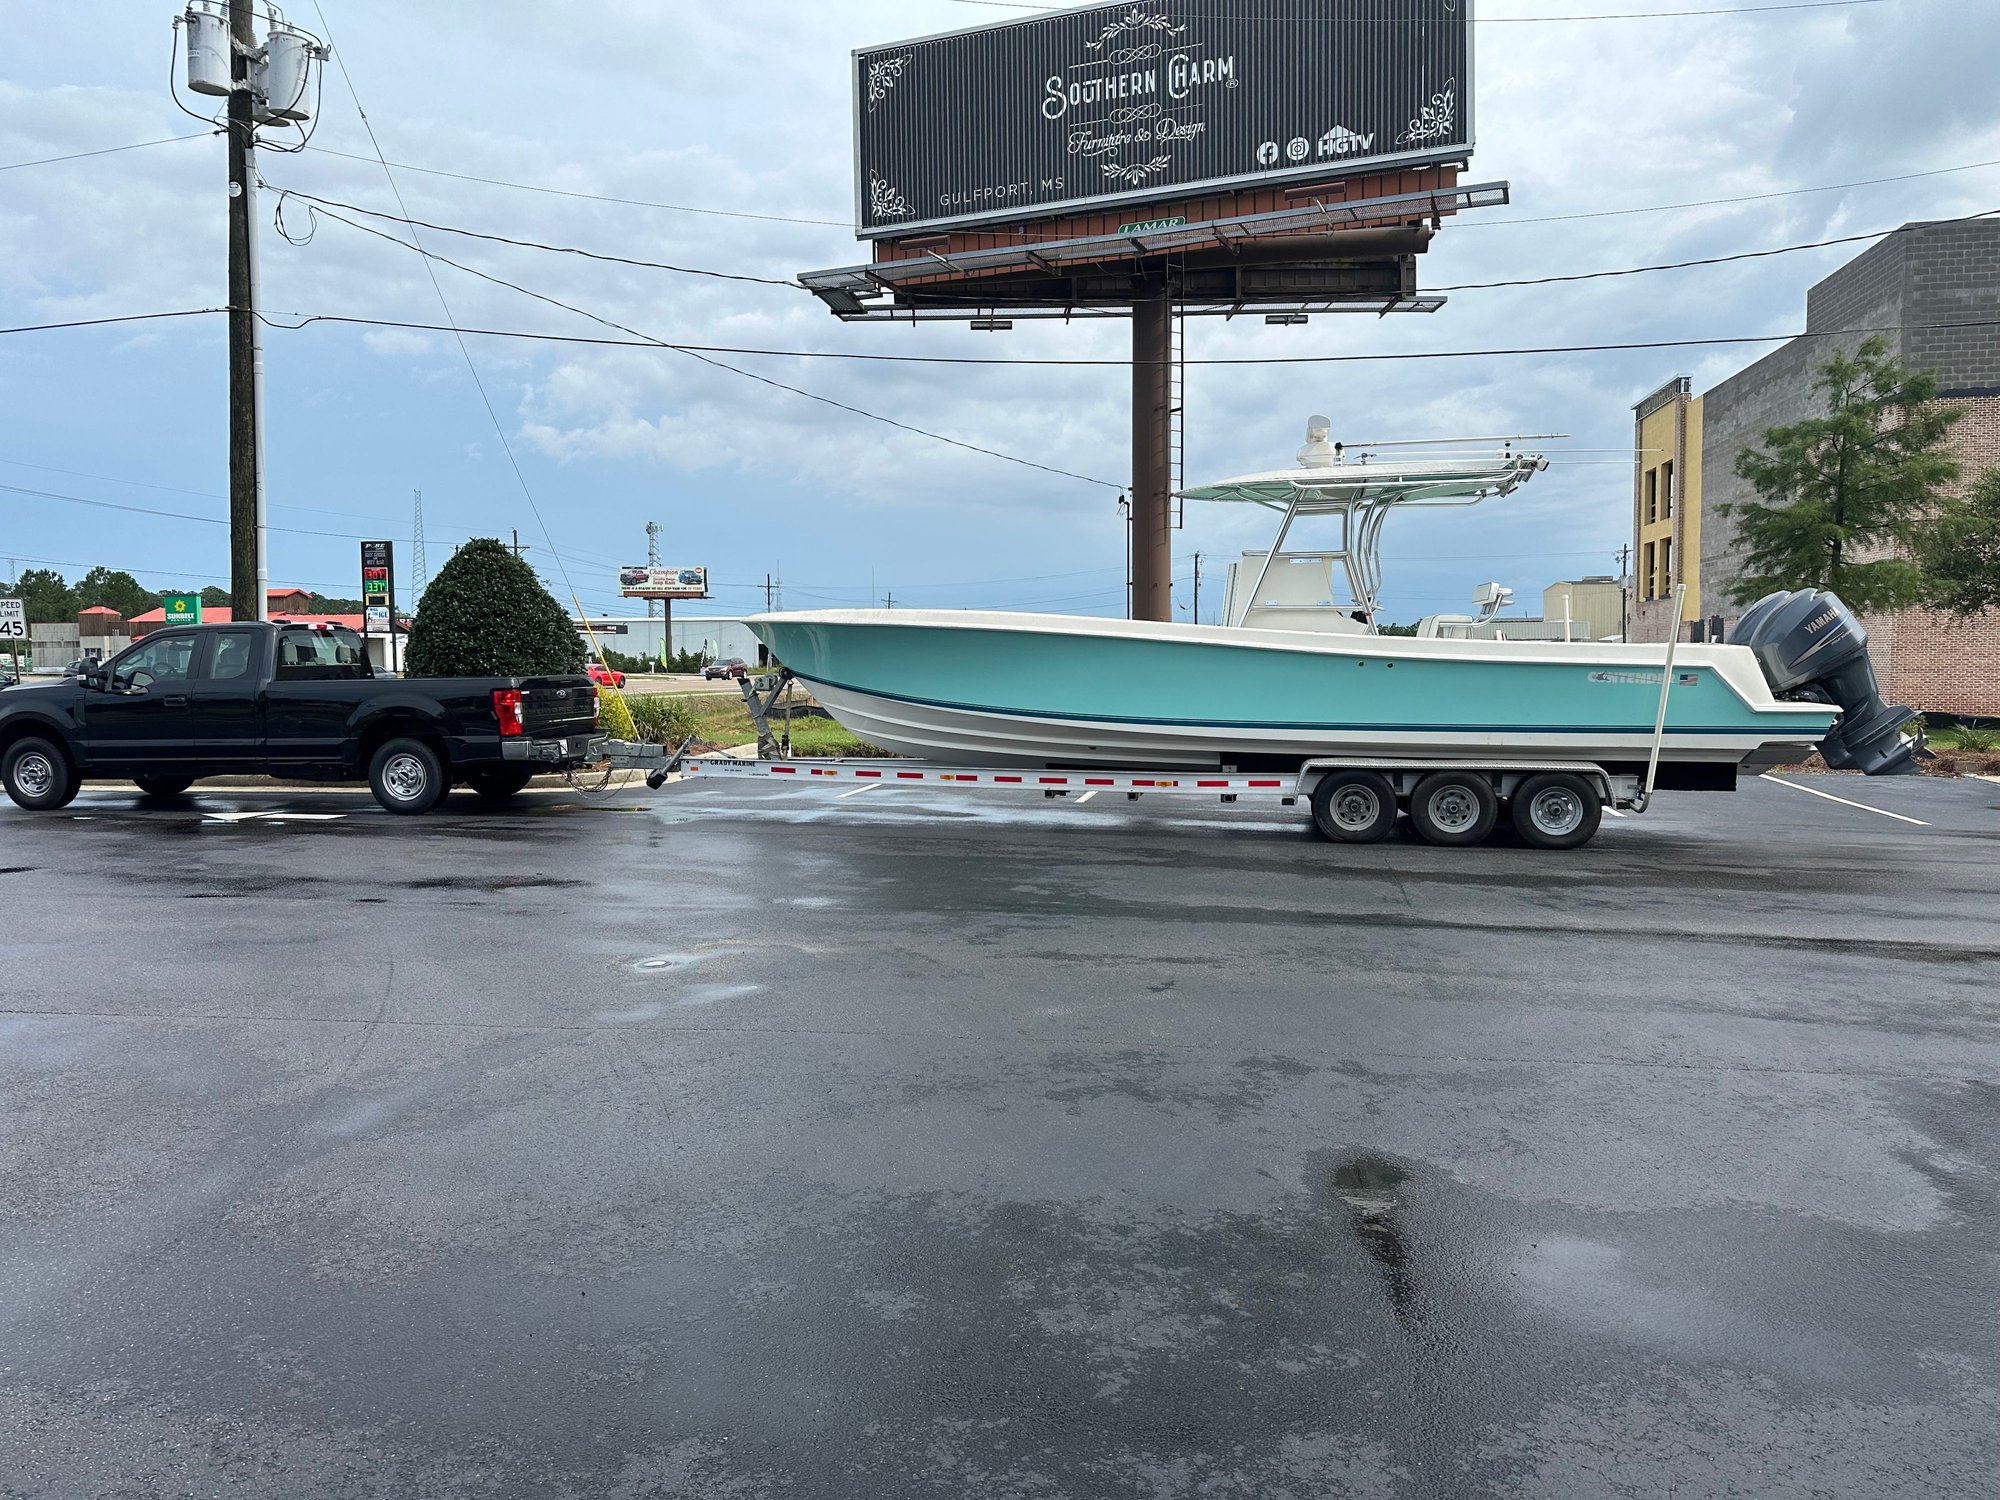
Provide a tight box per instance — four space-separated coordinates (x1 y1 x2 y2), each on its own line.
1633 218 2000 715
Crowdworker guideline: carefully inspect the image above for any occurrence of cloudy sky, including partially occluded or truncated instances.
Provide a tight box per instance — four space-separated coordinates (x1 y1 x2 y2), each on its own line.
3 0 1996 625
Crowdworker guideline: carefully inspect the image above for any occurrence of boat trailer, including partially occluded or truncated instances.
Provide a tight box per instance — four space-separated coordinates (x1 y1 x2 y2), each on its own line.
604 671 1652 851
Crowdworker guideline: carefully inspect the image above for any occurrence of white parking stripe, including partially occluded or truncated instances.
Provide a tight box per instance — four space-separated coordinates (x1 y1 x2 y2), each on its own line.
1759 773 1930 826
835 782 882 799
1603 807 1628 818
1076 790 1099 804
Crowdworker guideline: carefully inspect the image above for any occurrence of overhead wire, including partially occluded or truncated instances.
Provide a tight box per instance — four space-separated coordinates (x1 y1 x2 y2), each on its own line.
305 0 604 630
0 132 214 173
274 187 803 286
261 306 2000 367
277 193 1126 489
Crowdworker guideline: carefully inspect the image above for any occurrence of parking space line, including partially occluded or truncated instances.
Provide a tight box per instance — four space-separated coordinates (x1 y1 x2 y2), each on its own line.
1604 807 1628 818
836 782 882 799
1760 774 1930 826
1076 789 1099 804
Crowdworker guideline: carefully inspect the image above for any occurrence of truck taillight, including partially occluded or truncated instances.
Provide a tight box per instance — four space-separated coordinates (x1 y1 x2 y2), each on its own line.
493 689 525 736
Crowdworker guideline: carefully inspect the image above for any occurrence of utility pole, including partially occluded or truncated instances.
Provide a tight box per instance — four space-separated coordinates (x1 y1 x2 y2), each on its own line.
764 573 774 611
510 529 530 561
1192 551 1202 625
226 0 266 623
1616 543 1632 641
1130 293 1173 622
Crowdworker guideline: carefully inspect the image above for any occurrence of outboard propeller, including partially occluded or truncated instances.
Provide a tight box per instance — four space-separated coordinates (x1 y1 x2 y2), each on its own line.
1727 590 1918 776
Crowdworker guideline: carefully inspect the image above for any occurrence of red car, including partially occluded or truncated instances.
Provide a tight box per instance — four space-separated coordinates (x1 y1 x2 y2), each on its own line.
586 662 625 689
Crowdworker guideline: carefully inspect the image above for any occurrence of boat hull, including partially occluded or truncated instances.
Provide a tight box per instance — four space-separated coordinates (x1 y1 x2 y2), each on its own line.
747 611 1836 770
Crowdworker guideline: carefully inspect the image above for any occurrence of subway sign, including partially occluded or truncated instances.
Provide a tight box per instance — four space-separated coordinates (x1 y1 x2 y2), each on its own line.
853 0 1471 237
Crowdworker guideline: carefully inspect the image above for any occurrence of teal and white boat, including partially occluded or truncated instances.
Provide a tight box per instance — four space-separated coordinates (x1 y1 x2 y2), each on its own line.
747 424 1911 780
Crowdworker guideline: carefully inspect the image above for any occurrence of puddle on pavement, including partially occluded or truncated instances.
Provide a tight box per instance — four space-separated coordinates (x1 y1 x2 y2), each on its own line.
1315 1153 1420 1326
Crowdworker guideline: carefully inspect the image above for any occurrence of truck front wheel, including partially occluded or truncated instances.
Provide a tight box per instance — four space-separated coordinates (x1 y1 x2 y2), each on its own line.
3 736 79 812
369 737 447 815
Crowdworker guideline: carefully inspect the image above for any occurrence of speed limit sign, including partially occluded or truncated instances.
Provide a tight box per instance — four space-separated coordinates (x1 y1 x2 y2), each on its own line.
0 598 25 641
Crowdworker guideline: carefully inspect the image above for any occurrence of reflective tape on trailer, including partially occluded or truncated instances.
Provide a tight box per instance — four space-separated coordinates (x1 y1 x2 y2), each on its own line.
676 756 1293 794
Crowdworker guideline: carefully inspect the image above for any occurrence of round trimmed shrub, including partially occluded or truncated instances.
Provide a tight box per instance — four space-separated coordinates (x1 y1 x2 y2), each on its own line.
405 538 586 679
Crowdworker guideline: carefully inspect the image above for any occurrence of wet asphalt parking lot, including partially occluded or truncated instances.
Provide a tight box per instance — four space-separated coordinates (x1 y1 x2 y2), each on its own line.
2 770 1997 1498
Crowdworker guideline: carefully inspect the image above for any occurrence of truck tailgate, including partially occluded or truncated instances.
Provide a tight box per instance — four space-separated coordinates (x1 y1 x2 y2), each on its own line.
521 681 598 736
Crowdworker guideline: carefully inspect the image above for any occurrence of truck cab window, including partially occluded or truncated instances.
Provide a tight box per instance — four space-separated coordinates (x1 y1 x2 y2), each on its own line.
275 627 374 681
110 635 195 691
206 631 257 681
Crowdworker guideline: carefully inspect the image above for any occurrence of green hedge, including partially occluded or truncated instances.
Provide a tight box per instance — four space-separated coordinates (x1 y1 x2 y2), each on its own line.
405 539 586 679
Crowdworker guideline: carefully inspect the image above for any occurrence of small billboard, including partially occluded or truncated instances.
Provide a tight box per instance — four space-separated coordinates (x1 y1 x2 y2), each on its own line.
619 566 710 601
162 594 203 625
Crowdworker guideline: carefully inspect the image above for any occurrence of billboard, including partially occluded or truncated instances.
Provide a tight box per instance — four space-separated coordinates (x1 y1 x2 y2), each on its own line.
854 0 1471 238
619 566 710 601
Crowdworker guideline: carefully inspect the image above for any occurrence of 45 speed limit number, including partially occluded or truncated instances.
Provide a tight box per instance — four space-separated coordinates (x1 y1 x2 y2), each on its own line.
0 598 26 640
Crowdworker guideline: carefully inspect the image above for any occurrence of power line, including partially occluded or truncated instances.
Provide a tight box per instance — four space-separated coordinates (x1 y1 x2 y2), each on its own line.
1470 155 2000 227
1429 205 2000 291
264 306 2000 368
0 479 409 543
299 143 851 228
288 140 2000 243
306 0 596 630
0 309 222 337
0 132 214 174
286 195 1125 489
273 187 802 287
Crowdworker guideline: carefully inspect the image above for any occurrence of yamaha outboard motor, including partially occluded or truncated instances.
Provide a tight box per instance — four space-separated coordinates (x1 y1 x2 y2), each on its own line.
1728 589 1917 775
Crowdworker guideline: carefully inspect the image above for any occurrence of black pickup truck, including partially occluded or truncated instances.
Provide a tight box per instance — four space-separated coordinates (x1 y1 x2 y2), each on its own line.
0 621 603 814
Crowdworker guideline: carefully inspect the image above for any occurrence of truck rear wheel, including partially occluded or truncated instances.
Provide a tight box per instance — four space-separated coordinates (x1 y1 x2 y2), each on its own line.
4 736 78 812
1408 771 1498 847
1510 773 1602 850
369 737 446 815
465 766 535 804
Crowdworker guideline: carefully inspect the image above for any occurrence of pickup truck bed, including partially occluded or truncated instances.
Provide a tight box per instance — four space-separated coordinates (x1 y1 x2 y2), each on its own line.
0 621 603 814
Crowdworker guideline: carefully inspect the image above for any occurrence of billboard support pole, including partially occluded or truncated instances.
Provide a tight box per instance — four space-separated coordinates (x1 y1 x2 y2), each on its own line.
1131 292 1173 623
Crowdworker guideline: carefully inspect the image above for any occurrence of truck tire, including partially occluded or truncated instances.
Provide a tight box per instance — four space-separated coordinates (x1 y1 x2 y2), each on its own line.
369 737 447 815
1309 770 1398 843
4 736 79 812
134 775 195 798
1510 772 1603 850
1408 771 1499 847
465 766 535 804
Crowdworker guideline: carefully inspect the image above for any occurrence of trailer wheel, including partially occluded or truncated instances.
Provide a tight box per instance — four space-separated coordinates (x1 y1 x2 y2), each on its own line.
134 775 194 798
1510 772 1602 850
369 737 446 815
3 736 78 812
1310 770 1398 843
1408 771 1498 847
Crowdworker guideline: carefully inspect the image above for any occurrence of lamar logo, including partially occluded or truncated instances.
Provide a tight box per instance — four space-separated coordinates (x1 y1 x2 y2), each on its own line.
1318 125 1376 158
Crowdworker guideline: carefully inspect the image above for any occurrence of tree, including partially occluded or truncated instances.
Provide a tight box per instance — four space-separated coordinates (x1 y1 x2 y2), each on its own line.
73 567 161 620
403 538 585 678
200 586 232 610
1922 466 2000 617
1724 336 1963 611
7 568 77 622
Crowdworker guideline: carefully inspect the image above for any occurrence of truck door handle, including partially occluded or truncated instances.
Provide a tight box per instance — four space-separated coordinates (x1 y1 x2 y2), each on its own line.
162 695 190 707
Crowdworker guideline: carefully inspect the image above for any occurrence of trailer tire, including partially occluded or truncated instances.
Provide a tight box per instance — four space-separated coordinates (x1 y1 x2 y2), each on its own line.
1310 770 1398 843
3 736 78 812
369 737 446 815
1510 772 1602 850
134 775 194 798
1408 771 1498 847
